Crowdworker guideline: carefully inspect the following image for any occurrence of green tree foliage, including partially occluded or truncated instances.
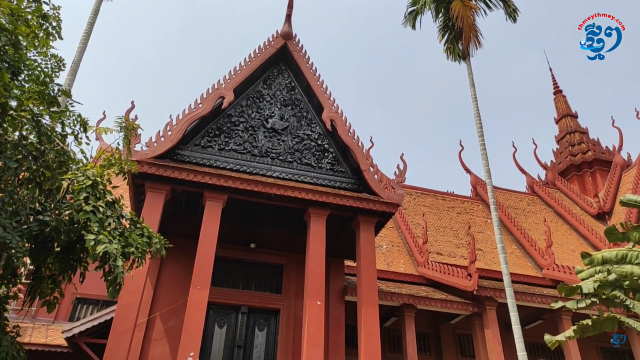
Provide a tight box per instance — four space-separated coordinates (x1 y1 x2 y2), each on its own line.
545 194 640 350
0 1 168 358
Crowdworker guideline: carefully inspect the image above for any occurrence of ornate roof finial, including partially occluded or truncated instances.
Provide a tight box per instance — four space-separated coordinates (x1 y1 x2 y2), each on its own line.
544 49 562 96
280 0 294 41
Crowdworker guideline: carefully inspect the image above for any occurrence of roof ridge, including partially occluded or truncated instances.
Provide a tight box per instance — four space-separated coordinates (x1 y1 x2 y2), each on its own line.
459 142 580 284
510 142 611 250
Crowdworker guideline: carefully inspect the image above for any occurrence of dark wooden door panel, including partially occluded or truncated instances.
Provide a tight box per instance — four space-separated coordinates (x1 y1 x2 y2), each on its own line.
200 305 279 360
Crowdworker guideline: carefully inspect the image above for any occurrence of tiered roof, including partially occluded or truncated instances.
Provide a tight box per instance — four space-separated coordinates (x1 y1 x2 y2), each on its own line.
13 0 640 351
92 0 640 291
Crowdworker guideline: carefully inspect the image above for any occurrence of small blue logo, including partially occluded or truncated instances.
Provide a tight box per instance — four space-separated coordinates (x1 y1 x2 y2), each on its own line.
611 330 627 348
577 13 624 61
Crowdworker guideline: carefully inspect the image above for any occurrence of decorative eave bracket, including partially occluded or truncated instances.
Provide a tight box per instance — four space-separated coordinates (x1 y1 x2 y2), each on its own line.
395 208 478 292
510 142 611 251
459 142 580 284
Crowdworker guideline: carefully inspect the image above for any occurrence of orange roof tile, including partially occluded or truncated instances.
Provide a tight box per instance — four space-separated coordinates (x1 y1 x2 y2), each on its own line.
493 188 595 267
11 321 68 348
610 167 638 224
398 188 541 277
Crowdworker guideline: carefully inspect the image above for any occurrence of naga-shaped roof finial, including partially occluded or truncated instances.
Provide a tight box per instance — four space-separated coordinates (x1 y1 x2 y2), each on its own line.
458 140 471 174
611 116 623 152
95 111 109 152
280 0 294 41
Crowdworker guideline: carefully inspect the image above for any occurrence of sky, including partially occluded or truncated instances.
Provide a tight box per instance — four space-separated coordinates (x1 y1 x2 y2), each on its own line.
54 0 640 195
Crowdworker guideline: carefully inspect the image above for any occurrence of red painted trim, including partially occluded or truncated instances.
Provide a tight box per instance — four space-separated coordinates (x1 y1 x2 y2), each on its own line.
126 31 406 204
394 208 478 291
476 269 557 286
136 160 399 213
401 184 483 202
344 265 430 284
345 287 478 313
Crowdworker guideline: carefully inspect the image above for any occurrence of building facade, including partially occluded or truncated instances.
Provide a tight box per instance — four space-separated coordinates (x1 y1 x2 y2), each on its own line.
9 2 640 360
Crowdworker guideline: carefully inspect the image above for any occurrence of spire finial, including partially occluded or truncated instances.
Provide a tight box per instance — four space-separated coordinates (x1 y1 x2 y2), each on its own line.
280 0 294 41
544 50 563 96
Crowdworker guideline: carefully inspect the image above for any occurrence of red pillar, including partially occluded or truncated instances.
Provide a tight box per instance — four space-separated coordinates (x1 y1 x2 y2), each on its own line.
480 299 505 360
104 183 170 360
326 258 346 360
401 305 418 360
627 327 640 358
439 323 456 359
554 310 582 360
353 215 382 360
470 313 489 360
300 207 330 360
176 191 227 360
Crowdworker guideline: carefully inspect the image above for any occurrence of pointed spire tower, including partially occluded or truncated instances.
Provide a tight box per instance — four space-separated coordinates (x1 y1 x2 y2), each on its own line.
542 55 622 199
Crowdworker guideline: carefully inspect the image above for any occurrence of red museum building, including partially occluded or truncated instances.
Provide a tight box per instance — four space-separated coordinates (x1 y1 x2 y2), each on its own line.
9 2 640 359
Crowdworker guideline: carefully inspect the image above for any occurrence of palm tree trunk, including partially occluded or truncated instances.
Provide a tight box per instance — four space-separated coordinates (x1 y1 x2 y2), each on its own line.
465 58 529 360
59 0 104 108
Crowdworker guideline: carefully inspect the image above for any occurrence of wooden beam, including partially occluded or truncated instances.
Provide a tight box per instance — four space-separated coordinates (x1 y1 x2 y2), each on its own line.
76 335 100 360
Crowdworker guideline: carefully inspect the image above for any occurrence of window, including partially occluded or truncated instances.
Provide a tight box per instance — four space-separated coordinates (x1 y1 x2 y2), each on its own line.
384 328 403 354
345 323 358 350
211 258 284 295
457 333 475 358
600 346 634 360
416 331 431 356
525 341 565 360
68 298 117 322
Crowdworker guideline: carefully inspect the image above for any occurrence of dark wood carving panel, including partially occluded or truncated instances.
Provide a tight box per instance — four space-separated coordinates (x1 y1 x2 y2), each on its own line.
168 61 365 191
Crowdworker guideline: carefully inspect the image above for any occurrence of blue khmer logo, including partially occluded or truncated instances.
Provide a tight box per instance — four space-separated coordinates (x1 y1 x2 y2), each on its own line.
578 13 624 61
610 330 627 348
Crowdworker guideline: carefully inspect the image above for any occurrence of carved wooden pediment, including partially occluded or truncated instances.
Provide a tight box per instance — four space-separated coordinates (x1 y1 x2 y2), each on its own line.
165 60 369 192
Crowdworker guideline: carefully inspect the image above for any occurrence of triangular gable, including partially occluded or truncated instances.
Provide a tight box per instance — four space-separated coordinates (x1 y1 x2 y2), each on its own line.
119 11 407 204
163 53 368 192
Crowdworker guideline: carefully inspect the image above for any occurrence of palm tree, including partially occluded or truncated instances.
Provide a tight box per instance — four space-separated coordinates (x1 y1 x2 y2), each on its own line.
402 1 528 359
60 0 110 107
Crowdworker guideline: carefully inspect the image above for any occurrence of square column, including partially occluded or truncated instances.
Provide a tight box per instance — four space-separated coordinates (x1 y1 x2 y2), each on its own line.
176 191 227 360
400 305 418 360
353 215 382 360
553 310 582 360
104 183 171 360
300 207 330 360
439 323 457 359
626 327 640 358
480 299 505 360
326 258 346 360
470 313 489 360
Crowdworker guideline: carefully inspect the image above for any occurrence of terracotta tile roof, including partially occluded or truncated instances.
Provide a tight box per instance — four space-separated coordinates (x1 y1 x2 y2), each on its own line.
11 321 68 348
345 276 470 303
398 188 540 276
373 217 419 275
547 188 606 235
110 176 131 212
610 167 637 224
493 188 595 267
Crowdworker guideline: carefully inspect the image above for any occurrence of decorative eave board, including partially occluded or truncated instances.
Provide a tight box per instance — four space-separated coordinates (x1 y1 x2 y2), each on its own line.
112 26 407 205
